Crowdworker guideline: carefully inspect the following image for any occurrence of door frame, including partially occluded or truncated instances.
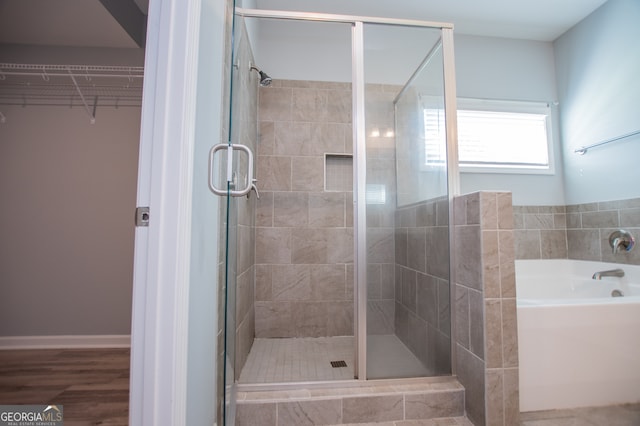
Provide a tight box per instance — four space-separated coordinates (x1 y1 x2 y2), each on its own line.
129 0 222 423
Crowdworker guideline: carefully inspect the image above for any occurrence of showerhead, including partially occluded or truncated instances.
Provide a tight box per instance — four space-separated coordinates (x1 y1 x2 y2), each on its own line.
250 66 272 87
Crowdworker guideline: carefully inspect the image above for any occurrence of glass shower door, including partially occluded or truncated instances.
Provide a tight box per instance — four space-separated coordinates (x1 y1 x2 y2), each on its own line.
211 13 257 425
361 23 455 379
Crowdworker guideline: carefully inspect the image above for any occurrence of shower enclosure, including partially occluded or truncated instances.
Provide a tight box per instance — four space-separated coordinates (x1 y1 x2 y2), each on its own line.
211 6 458 424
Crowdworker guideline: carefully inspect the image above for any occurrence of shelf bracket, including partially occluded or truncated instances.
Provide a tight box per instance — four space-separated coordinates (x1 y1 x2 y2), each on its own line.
67 68 96 124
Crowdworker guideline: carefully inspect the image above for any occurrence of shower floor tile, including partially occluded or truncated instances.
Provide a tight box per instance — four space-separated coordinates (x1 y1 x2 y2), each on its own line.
238 334 431 384
238 336 355 383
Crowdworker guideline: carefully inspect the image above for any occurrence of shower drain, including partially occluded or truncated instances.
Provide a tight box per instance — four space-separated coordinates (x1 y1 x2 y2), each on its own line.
330 360 348 368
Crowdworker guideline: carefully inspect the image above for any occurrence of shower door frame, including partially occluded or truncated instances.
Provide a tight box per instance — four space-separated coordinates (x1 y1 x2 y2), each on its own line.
235 6 460 382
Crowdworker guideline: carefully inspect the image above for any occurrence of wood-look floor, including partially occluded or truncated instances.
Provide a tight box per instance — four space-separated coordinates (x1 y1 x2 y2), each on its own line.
0 348 130 426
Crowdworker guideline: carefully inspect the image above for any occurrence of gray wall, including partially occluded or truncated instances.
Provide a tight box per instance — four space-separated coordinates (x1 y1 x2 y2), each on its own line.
454 35 564 206
0 105 140 336
0 45 143 338
554 0 640 205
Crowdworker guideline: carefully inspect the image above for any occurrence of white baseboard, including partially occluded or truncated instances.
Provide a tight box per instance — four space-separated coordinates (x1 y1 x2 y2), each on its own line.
0 335 131 350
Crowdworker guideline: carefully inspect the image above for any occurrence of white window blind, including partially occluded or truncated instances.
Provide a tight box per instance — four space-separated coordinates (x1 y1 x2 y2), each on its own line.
424 99 553 173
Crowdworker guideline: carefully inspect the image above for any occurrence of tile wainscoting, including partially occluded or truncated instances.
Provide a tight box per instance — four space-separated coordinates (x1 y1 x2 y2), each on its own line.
514 197 640 264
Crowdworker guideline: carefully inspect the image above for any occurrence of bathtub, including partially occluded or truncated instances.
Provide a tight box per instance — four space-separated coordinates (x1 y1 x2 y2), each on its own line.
516 259 640 412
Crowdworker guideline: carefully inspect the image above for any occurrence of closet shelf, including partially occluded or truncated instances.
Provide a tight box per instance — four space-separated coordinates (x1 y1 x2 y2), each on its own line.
0 63 144 122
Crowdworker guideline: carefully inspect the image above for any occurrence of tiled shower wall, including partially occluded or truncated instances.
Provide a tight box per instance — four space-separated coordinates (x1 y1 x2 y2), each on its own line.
254 80 354 338
514 197 640 264
454 191 520 426
394 198 452 375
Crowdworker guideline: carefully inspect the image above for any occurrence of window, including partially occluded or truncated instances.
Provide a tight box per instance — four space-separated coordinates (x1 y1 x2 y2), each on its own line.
424 98 554 174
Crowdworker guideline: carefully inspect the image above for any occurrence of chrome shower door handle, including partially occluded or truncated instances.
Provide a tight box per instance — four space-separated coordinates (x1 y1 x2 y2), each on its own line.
208 143 254 197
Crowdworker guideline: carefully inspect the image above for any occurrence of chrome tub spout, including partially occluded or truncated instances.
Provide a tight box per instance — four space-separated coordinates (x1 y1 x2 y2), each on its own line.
592 268 625 280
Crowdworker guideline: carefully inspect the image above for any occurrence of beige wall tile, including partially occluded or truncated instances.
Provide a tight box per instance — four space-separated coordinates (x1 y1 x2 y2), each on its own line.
255 301 292 337
405 390 464 420
236 402 276 426
367 300 394 335
482 230 500 298
497 192 514 229
469 290 485 360
326 89 352 123
465 192 481 225
380 264 395 299
483 299 502 368
567 229 601 260
485 369 505 426
401 269 417 314
427 226 450 279
498 231 516 298
272 264 312 301
540 229 568 259
291 156 324 192
292 301 328 337
367 227 394 264
524 213 554 230
257 156 292 191
455 284 470 349
480 192 498 230
437 280 451 337
273 192 309 228
581 210 619 228
326 228 354 264
501 298 519 368
291 228 328 264
258 121 275 156
274 121 311 156
328 301 354 336
456 344 485 426
395 228 408 267
310 122 348 155
455 225 482 290
258 87 292 122
514 230 541 259
255 264 272 301
417 273 437 325
503 368 520 425
256 227 291 264
407 228 427 273
395 302 409 343
311 264 347 300
292 88 328 123
342 395 404 423
309 192 345 227
278 399 342 426
256 191 274 227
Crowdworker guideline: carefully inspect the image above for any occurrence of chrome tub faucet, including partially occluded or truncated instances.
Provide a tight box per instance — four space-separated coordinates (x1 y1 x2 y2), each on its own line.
592 268 625 280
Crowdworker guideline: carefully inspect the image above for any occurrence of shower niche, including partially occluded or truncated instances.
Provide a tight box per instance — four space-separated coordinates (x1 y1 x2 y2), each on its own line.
324 154 353 192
